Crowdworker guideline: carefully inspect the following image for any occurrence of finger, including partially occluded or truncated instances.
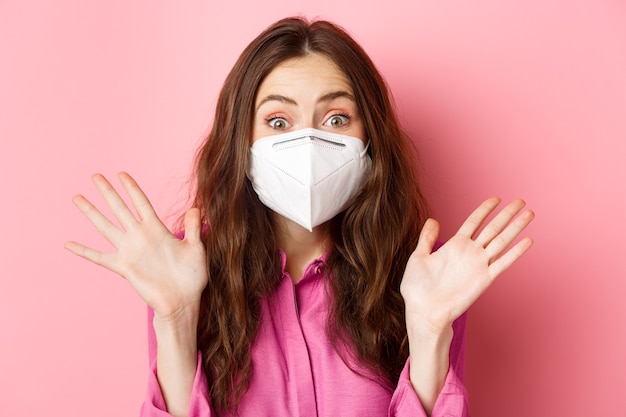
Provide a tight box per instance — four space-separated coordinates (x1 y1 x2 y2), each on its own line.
72 194 123 246
64 241 120 274
91 173 138 230
475 199 526 247
183 207 202 244
485 209 535 260
117 172 158 222
414 218 440 256
488 236 534 280
456 197 501 238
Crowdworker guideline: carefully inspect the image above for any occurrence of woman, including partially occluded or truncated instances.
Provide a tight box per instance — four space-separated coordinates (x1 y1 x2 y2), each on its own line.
65 17 534 417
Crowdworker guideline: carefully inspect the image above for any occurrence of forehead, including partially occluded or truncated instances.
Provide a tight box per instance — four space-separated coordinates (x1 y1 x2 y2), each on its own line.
255 54 353 100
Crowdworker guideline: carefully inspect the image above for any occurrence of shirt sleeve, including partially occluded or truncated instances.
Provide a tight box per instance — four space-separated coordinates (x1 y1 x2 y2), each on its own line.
388 313 470 417
140 307 214 417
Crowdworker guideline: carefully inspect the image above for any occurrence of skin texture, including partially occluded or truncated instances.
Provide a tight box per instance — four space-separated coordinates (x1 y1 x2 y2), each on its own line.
65 53 534 416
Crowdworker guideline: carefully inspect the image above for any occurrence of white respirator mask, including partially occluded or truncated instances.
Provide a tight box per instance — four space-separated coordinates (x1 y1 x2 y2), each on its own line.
247 128 371 231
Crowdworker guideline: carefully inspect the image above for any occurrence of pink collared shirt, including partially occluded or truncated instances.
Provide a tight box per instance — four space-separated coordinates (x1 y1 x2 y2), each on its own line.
141 251 469 416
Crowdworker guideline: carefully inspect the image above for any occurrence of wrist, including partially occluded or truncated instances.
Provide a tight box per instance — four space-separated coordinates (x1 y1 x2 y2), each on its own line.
406 315 454 347
153 301 200 340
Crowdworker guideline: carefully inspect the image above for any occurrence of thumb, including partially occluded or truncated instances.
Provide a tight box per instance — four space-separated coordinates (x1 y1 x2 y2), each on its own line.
183 208 203 244
414 218 440 256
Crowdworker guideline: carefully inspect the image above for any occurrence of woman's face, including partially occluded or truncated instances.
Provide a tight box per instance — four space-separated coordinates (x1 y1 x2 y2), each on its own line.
252 53 365 144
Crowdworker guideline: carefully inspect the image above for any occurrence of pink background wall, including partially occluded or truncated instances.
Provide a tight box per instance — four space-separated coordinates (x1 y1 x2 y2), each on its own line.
1 1 624 415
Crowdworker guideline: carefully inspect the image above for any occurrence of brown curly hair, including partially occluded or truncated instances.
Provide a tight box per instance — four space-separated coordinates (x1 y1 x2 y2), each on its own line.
191 16 429 413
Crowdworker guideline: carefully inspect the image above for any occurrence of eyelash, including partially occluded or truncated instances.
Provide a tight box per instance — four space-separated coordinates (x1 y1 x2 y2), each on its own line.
326 112 350 126
266 115 289 129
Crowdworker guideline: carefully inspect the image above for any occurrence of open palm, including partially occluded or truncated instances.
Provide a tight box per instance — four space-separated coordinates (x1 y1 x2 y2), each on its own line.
65 172 208 321
401 197 535 335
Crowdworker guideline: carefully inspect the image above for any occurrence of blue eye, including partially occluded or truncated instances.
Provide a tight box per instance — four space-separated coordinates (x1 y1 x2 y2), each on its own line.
325 114 349 127
267 117 290 129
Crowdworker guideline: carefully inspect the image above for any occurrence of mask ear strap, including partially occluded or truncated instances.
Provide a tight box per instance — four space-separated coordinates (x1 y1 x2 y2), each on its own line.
360 141 371 157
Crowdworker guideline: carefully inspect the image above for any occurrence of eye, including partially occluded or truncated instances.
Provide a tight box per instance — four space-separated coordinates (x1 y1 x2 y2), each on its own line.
325 114 349 127
267 116 290 130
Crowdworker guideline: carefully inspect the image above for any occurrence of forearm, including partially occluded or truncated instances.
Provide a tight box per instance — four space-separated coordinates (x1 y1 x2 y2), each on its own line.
153 304 201 417
406 319 453 416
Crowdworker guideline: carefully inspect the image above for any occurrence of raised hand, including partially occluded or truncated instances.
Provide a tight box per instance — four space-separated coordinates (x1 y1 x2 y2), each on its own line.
400 197 535 336
65 172 208 321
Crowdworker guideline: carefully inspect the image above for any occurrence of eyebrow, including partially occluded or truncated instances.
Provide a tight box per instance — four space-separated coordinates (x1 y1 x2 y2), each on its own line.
319 91 356 103
255 94 297 111
255 90 356 112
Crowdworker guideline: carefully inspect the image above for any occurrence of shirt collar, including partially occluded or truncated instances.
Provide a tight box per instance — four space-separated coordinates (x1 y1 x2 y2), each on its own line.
278 248 329 283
